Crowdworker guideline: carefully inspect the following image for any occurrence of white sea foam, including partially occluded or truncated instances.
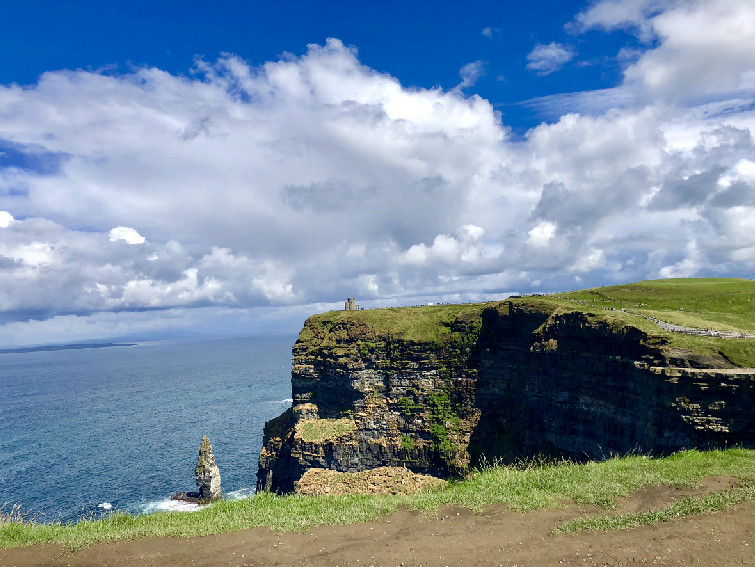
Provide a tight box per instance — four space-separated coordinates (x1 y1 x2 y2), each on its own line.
97 502 113 510
225 487 255 500
138 499 201 514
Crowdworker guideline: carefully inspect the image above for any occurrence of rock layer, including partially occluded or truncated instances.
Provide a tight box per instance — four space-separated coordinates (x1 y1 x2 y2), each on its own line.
257 300 754 494
196 436 222 501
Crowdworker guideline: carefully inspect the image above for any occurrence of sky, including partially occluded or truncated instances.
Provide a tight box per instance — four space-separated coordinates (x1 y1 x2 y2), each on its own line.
0 0 753 346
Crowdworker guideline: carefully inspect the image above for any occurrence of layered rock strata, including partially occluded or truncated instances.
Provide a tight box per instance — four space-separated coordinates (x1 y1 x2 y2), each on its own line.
196 436 222 501
173 436 222 503
257 300 754 494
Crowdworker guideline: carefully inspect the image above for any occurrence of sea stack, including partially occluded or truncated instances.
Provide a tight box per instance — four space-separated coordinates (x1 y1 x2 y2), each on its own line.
195 436 221 501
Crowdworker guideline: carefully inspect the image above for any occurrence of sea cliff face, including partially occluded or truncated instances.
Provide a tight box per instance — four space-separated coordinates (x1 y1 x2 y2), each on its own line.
256 300 754 493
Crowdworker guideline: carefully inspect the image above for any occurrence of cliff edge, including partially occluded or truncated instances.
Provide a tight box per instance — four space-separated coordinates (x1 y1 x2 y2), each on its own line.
257 279 755 493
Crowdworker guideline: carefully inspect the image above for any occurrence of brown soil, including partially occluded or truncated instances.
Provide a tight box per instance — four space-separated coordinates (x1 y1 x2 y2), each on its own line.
2 478 753 567
295 466 447 495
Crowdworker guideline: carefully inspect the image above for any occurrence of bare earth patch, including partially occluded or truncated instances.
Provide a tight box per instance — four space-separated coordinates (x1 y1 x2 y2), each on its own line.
614 476 739 514
2 477 753 567
295 466 447 495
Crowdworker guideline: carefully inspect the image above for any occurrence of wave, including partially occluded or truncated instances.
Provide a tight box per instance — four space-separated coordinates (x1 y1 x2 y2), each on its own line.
130 498 201 515
225 487 256 500
126 487 256 516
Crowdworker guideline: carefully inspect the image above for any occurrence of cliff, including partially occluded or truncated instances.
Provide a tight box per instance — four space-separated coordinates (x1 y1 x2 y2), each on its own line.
257 285 755 494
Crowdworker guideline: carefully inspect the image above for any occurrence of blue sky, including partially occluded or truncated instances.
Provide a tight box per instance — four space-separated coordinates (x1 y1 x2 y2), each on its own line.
1 1 638 131
0 0 753 346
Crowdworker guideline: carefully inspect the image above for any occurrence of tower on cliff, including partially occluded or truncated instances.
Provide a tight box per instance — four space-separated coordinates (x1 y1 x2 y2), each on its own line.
345 297 359 311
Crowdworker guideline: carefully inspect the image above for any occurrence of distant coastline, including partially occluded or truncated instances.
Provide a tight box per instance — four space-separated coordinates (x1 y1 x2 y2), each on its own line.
0 342 137 355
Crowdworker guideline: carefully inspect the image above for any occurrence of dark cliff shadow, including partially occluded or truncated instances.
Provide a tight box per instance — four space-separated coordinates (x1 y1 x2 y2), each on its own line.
465 303 755 470
466 303 560 466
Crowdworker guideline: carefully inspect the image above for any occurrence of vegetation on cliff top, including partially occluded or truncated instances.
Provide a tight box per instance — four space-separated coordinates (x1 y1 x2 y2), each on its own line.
299 302 491 345
3 448 754 549
299 278 755 367
534 278 755 367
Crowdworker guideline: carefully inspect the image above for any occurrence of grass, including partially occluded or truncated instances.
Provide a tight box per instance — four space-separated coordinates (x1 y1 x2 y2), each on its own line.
553 479 755 533
302 302 491 345
534 301 755 367
527 278 755 367
295 418 357 443
301 278 755 366
558 278 755 332
3 448 754 550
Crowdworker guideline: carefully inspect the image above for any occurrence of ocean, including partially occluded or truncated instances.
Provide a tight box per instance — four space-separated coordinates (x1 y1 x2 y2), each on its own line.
0 334 295 523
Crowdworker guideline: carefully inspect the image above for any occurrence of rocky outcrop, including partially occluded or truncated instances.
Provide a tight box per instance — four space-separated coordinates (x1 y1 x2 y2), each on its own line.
257 300 755 494
196 436 222 501
172 436 222 504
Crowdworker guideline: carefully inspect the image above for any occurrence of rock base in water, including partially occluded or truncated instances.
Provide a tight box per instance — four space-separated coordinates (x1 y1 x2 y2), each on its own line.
170 491 202 504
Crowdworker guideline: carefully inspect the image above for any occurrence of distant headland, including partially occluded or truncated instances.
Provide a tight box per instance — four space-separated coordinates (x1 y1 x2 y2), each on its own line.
0 342 136 355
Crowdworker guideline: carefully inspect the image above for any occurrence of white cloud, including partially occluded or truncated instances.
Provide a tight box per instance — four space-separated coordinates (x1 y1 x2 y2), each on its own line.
573 0 662 37
526 43 576 75
462 224 485 240
0 23 753 343
576 0 755 103
571 249 607 273
456 60 485 90
109 226 146 245
527 221 557 248
481 27 498 38
0 210 13 227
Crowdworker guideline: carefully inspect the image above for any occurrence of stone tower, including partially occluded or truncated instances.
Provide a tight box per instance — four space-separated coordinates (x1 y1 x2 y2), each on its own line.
345 297 359 311
195 436 221 501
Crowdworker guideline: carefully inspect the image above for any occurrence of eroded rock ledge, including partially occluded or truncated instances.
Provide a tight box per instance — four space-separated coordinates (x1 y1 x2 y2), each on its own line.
257 300 754 494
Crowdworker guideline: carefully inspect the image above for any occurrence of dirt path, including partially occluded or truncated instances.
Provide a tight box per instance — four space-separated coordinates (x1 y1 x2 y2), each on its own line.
2 482 753 567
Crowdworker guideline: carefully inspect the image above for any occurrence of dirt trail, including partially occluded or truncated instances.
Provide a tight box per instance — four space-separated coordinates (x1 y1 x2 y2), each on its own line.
2 482 753 567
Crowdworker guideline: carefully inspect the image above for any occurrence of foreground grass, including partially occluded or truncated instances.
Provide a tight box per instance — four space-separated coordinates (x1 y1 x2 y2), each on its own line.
3 448 754 550
553 478 755 534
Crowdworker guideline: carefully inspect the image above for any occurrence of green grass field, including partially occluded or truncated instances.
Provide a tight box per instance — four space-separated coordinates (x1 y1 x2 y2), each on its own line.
566 278 755 322
539 278 755 366
300 302 491 344
3 449 754 550
304 278 755 366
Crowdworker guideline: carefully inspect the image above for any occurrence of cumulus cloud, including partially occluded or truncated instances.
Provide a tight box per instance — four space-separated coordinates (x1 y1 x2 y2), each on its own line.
109 226 146 244
576 0 755 103
0 210 13 228
0 15 753 343
526 43 576 75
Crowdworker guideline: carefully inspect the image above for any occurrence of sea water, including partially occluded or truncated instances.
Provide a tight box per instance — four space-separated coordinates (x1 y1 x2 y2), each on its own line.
0 335 294 523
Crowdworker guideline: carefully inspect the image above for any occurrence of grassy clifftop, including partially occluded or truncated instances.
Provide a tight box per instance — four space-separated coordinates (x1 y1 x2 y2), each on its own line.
298 302 492 345
549 278 754 330
299 278 755 367
536 278 755 367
